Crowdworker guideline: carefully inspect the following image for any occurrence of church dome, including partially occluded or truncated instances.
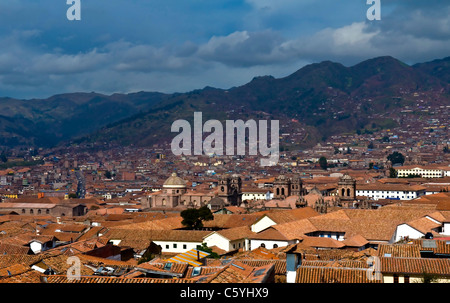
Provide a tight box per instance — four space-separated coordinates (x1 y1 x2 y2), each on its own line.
163 173 187 188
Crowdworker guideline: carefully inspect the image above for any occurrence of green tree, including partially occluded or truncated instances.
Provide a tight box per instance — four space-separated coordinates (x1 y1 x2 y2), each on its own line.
389 167 398 178
319 156 328 170
196 243 220 259
181 206 214 229
387 151 405 166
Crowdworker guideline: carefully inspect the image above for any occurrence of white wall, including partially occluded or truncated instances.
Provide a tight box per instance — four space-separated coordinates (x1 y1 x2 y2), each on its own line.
356 189 423 201
394 224 424 243
442 223 450 235
30 242 43 254
250 239 291 250
203 232 232 252
153 240 202 254
251 216 276 233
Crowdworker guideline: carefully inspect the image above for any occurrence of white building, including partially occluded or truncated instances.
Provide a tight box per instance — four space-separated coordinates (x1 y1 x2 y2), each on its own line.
395 165 447 178
203 226 251 252
242 188 272 201
356 184 426 201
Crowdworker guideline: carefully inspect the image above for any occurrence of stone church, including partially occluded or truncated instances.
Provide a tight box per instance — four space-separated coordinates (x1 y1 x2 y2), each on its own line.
143 173 242 210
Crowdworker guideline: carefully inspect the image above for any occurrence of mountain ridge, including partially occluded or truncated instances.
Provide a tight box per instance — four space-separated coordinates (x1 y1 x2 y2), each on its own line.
0 55 448 149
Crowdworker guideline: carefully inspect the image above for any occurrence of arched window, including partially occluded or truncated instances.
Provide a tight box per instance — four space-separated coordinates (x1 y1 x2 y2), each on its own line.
30 209 33 214
162 199 166 206
273 244 278 248
46 209 50 214
276 188 280 196
38 209 41 214
341 188 346 196
22 209 25 214
260 243 266 248
347 188 351 196
281 188 285 196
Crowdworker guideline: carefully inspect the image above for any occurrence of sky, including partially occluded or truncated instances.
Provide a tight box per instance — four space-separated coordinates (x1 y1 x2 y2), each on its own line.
0 0 449 99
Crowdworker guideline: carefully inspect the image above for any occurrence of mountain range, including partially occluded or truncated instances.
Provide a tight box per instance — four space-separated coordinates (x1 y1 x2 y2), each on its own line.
1 56 449 150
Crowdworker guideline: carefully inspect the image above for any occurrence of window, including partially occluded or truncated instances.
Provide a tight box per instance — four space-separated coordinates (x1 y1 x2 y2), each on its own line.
173 243 177 249
273 244 278 248
38 209 41 214
166 245 169 249
22 209 25 214
192 267 201 277
393 274 399 283
404 276 410 283
260 243 266 248
46 209 50 214
30 209 33 214
183 244 187 249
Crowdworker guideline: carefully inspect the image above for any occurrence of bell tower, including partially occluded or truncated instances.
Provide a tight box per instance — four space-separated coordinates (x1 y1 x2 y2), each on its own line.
337 174 356 207
218 174 242 206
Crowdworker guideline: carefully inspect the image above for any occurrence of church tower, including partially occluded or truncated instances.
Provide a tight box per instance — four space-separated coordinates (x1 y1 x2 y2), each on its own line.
273 175 290 199
218 174 242 206
337 174 356 206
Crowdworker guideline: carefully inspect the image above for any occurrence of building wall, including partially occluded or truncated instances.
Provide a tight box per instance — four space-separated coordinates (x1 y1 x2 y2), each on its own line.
242 192 267 201
153 240 202 254
203 233 230 252
397 168 443 178
356 189 424 200
229 239 247 251
250 239 291 250
442 223 450 235
393 224 424 243
251 217 276 233
307 231 345 241
383 274 450 283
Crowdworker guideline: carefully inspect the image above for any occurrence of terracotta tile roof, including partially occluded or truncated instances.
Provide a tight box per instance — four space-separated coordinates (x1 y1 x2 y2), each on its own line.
213 226 253 241
406 217 441 234
0 263 31 277
380 257 450 276
207 260 274 283
0 269 42 283
342 235 369 247
271 219 317 240
249 227 290 241
0 255 42 269
42 275 196 283
239 260 286 275
302 259 370 269
137 261 189 277
0 243 31 255
300 236 345 249
296 265 380 283
203 214 261 229
111 216 184 230
31 255 95 276
235 246 281 260
106 228 209 242
377 244 422 258
262 207 319 224
411 239 450 256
